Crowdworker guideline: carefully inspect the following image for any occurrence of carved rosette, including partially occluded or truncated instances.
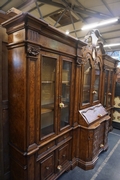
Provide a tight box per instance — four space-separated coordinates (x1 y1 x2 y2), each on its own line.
27 44 40 57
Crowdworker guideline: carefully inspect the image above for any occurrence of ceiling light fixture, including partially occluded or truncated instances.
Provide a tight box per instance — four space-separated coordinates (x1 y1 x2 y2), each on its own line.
104 43 120 47
81 18 118 30
65 30 69 35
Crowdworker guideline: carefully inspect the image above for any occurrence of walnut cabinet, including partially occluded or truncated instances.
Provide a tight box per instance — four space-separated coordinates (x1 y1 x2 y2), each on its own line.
2 12 117 179
2 13 86 180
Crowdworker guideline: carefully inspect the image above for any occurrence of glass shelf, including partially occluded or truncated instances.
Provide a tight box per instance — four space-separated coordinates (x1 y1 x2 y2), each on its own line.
42 81 55 83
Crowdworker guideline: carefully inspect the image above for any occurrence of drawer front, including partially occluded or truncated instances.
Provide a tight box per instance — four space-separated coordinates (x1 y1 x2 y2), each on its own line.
56 132 71 144
38 141 56 156
56 143 70 171
40 153 54 180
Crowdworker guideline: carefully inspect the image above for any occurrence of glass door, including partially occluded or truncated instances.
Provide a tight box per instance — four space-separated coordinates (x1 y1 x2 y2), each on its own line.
93 62 101 102
107 70 113 107
40 55 57 138
104 70 109 107
59 59 72 129
82 60 91 106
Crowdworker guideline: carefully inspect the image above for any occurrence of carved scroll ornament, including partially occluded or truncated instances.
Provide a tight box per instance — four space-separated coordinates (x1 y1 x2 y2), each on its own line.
27 45 40 56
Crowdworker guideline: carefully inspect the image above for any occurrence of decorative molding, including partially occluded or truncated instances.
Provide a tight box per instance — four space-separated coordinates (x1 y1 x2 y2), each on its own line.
27 44 40 56
76 56 82 65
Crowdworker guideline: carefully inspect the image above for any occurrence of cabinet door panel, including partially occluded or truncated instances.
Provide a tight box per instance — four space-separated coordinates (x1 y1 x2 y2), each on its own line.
107 71 113 107
93 62 101 102
104 70 109 107
40 53 59 139
82 60 91 106
40 153 54 180
59 57 74 131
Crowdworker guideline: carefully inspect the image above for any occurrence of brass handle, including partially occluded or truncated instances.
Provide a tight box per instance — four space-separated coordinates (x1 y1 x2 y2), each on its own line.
108 93 112 96
59 102 64 108
97 114 102 117
46 166 50 170
100 144 104 148
47 146 50 150
92 90 97 94
62 154 66 157
57 165 62 170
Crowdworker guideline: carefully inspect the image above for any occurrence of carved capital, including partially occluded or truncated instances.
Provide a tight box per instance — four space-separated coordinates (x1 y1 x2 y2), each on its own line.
27 44 40 56
76 56 82 65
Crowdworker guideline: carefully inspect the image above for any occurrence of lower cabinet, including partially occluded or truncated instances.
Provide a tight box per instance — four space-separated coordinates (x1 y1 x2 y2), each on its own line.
36 136 72 180
78 104 110 170
78 120 109 170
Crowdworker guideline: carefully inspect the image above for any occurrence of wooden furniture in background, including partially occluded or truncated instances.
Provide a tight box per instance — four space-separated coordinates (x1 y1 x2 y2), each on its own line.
0 26 9 180
102 55 118 130
112 67 120 129
0 9 20 180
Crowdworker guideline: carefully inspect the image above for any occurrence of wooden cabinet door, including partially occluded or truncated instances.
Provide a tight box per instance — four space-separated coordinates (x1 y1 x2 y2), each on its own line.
39 52 74 141
56 142 71 173
92 58 102 105
103 69 114 108
40 153 55 180
81 59 92 107
58 56 74 132
107 70 114 107
39 51 59 140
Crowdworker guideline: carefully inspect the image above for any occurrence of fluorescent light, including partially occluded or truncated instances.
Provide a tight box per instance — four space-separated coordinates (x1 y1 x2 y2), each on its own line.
104 43 120 47
65 30 69 35
81 18 118 30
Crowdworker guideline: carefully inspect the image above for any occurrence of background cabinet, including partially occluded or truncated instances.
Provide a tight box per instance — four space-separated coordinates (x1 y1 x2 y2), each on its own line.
112 67 120 129
0 26 10 180
102 55 118 130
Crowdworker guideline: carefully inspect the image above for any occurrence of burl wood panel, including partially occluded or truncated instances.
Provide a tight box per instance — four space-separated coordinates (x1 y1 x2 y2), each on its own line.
0 27 9 180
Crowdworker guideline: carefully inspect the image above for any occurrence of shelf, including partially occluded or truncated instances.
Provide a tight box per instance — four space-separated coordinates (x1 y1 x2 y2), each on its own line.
41 108 52 114
62 81 69 84
42 81 55 83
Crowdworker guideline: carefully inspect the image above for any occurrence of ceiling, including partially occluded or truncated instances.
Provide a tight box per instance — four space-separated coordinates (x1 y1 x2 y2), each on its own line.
0 0 120 53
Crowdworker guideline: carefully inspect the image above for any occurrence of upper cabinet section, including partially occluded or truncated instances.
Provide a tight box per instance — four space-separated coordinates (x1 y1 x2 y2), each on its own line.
2 13 86 146
80 30 103 109
102 55 118 109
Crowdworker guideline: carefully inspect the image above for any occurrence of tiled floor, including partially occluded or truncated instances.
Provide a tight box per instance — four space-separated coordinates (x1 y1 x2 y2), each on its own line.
58 128 120 180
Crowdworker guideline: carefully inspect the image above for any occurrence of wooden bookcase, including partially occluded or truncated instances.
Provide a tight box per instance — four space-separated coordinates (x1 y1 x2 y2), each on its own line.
1 12 118 179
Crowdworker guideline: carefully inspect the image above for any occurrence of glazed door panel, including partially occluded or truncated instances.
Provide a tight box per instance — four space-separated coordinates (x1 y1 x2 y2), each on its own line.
103 70 114 108
82 60 91 106
40 52 59 139
92 62 101 103
107 70 114 107
103 70 109 107
58 56 74 131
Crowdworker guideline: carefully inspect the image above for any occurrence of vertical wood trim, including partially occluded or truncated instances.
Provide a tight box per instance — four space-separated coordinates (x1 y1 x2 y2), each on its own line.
0 30 4 180
35 55 40 144
27 58 36 147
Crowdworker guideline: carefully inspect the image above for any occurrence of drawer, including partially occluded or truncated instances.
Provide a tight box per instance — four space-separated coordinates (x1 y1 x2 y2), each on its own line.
38 141 56 156
40 153 54 180
56 132 71 144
